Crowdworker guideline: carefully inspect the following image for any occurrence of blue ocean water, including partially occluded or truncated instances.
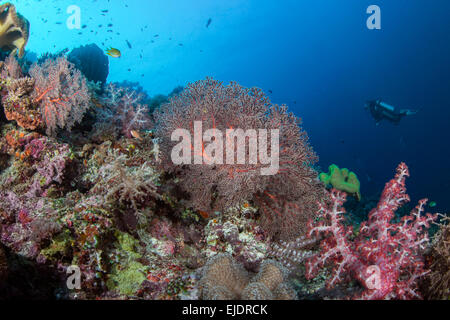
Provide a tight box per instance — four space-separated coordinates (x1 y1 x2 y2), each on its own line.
11 0 450 209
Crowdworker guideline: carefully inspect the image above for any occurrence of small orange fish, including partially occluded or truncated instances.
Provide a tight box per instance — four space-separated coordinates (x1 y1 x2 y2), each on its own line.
198 210 209 219
243 202 250 208
130 130 142 140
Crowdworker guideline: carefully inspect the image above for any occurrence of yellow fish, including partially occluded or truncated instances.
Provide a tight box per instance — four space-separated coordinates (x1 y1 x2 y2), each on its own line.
106 47 121 58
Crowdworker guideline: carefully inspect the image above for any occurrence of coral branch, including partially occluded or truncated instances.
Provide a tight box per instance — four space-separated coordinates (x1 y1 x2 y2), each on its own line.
29 56 91 136
306 163 438 299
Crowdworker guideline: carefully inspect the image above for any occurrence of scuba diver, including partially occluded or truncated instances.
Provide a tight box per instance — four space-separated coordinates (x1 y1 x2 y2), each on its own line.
365 100 418 125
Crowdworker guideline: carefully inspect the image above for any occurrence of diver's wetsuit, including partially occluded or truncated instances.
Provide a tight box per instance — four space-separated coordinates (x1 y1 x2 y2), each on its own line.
365 100 415 125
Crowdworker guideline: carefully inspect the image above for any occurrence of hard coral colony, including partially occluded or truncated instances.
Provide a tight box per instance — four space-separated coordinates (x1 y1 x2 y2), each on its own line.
0 2 447 302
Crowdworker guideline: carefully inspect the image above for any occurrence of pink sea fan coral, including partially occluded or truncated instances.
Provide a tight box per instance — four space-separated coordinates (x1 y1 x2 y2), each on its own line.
29 56 91 136
0 56 41 131
154 78 323 234
1 55 23 79
306 163 438 299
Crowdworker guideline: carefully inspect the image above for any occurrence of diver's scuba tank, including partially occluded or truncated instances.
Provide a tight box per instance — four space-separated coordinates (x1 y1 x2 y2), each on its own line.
377 100 395 112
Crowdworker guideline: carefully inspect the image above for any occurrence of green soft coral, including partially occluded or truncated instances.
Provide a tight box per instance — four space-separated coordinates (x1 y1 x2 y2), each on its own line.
106 231 148 296
319 164 361 201
107 260 148 296
41 229 73 260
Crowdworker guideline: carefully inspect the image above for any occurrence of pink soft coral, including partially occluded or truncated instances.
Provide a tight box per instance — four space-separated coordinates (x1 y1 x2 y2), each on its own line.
29 56 91 136
101 83 151 138
306 163 437 299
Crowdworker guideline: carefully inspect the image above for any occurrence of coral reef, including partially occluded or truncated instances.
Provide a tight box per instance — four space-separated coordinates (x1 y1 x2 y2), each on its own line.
113 80 183 114
1 55 93 136
255 192 321 241
0 132 74 261
306 163 437 299
95 83 151 139
105 231 149 296
0 56 41 131
243 260 296 299
420 216 449 299
0 125 195 299
93 151 161 211
0 50 444 301
268 236 317 270
199 253 296 300
0 3 30 58
203 205 268 272
199 254 249 299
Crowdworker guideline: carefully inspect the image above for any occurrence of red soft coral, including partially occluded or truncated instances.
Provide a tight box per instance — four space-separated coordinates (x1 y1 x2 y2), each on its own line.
306 163 437 299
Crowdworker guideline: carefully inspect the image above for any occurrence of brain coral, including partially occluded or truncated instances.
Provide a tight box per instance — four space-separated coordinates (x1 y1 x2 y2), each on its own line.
199 253 249 299
199 253 296 300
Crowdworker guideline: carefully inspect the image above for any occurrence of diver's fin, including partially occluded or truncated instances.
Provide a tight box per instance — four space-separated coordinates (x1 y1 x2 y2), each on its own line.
401 109 419 116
